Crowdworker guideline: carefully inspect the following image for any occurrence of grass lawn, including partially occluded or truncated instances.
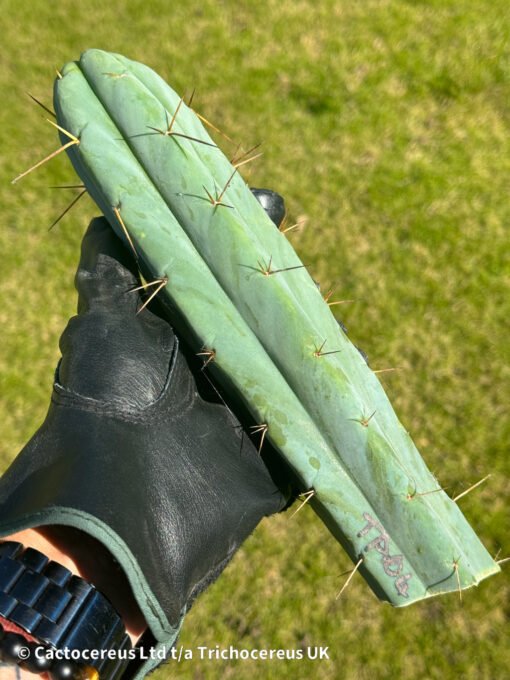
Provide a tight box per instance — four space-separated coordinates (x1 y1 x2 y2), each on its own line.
0 1 508 678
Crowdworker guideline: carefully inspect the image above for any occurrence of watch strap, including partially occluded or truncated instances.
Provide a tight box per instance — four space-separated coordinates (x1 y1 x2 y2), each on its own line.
0 541 132 679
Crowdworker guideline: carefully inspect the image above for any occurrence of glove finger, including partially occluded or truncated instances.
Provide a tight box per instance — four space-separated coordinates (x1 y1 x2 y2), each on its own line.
58 217 174 405
75 216 141 315
251 188 286 227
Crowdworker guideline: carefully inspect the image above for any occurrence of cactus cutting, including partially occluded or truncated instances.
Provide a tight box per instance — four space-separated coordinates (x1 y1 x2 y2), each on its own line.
17 49 500 606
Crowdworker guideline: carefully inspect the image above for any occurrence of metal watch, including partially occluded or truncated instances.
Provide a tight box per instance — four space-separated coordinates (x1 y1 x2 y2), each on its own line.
0 541 133 679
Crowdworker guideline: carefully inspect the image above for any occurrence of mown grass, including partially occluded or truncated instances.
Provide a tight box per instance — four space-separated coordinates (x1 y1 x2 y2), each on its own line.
0 1 508 678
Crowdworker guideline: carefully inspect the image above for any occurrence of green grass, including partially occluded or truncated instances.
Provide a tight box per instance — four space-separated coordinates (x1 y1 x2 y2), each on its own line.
0 1 508 678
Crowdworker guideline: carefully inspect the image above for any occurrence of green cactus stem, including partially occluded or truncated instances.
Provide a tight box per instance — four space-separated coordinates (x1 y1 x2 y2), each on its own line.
52 49 499 606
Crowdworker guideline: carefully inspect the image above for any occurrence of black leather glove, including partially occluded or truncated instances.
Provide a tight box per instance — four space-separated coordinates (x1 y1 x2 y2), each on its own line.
0 195 290 677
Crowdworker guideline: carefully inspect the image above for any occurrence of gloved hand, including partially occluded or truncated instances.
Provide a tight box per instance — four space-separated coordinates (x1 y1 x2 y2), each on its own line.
0 190 291 678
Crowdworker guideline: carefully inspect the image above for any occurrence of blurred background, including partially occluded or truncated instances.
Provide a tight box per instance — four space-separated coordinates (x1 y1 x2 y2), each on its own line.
0 1 508 678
